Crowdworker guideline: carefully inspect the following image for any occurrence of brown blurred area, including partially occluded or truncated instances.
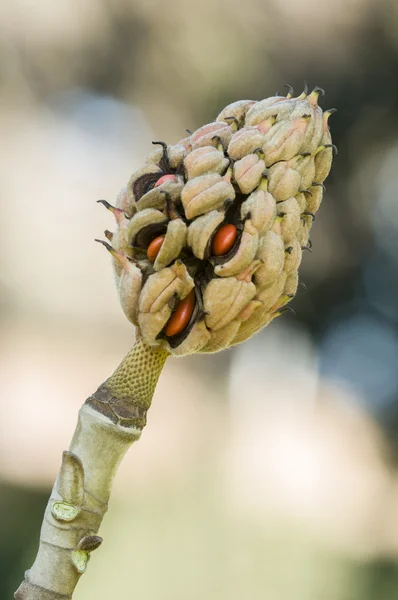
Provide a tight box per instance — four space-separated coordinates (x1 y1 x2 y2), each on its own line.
2 0 398 598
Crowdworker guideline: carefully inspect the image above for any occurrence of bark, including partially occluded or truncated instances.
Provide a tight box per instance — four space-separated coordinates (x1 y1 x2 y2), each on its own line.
14 336 169 600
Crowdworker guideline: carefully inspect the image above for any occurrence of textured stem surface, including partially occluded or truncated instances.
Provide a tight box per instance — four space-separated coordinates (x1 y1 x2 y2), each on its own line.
15 337 169 600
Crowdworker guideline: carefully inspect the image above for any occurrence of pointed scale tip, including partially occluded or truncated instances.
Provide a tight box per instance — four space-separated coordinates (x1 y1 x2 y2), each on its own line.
307 86 325 106
95 239 130 267
284 84 294 99
297 81 308 100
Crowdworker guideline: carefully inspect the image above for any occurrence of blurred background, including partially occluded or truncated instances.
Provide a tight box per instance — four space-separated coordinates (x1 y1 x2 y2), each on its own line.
2 0 398 598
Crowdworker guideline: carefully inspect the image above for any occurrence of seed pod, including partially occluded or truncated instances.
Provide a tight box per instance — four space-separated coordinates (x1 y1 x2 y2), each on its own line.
295 192 307 213
294 154 316 191
296 216 312 247
245 98 294 126
153 219 187 271
127 164 163 206
181 173 235 219
177 135 192 153
171 321 211 356
227 127 265 161
305 185 323 214
314 144 333 183
127 209 167 250
115 187 132 215
284 270 299 297
267 159 301 202
254 230 285 288
138 261 194 345
204 277 256 331
139 261 193 315
184 146 230 180
187 210 225 260
145 143 186 170
202 319 241 353
274 197 301 243
136 176 184 211
240 186 276 235
216 100 256 127
262 116 311 166
214 220 258 278
283 238 302 273
231 308 273 346
234 153 265 194
190 122 233 150
256 272 287 312
100 87 335 355
117 257 143 325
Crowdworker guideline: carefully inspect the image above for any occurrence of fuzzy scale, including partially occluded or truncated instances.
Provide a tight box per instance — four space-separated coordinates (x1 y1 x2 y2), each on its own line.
100 87 334 356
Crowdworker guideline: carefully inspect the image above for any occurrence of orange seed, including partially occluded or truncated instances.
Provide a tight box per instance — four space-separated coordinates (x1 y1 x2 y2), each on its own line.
164 289 196 337
147 235 165 262
211 224 237 256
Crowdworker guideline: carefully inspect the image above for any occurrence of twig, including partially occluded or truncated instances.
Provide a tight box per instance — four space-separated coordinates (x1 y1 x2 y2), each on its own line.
14 337 169 600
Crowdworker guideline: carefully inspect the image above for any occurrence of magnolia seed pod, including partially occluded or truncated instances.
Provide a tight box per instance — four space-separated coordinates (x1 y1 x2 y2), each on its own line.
214 219 259 277
256 272 287 312
99 87 335 355
181 173 235 219
127 164 163 206
216 100 256 127
262 116 311 166
231 307 273 346
127 209 168 250
267 159 301 202
274 197 301 243
202 319 241 353
118 260 143 325
294 154 316 191
233 153 265 194
295 192 307 213
245 98 294 126
115 187 132 215
153 219 187 271
190 122 233 150
138 262 194 345
169 321 211 356
145 143 187 170
187 210 225 260
314 144 333 183
305 185 323 213
203 276 257 331
284 270 299 297
296 215 312 247
184 146 230 179
227 127 265 161
240 185 276 235
136 176 184 211
139 261 194 315
283 238 302 273
254 230 285 288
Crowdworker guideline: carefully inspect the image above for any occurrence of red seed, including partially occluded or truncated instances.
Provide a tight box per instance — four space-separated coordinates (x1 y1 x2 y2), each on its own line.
164 289 196 337
154 174 177 187
211 224 237 256
147 235 165 262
